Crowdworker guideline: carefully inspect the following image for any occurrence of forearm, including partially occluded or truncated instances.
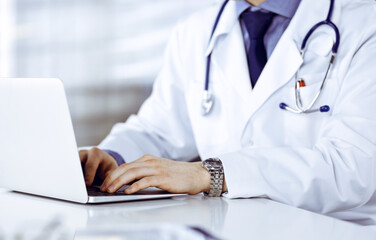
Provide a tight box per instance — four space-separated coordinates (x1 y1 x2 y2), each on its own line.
220 142 376 213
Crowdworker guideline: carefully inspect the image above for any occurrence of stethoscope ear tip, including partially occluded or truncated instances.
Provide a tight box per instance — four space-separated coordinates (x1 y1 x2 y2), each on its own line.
280 102 330 114
279 103 288 110
319 105 330 112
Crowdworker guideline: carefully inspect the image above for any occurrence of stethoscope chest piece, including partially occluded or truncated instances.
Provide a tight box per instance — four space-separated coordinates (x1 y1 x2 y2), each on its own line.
201 90 214 115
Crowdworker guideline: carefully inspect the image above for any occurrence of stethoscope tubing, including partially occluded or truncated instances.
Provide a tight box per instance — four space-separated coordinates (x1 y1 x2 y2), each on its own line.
281 0 340 114
301 0 340 53
201 0 229 115
202 0 340 116
205 0 229 92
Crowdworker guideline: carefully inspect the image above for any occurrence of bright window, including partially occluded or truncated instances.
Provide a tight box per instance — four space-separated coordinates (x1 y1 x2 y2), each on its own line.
0 0 218 146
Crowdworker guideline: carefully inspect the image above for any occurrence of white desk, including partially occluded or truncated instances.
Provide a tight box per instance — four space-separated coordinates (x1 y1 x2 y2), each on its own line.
0 188 374 240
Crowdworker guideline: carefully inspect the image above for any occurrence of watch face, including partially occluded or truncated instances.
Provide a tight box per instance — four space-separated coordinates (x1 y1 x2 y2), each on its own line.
204 158 223 171
205 158 217 165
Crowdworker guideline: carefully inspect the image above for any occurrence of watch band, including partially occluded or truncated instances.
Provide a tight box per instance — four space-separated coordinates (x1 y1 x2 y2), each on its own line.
203 157 224 197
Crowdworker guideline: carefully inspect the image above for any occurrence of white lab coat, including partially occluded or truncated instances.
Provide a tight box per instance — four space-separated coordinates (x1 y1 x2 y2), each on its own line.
99 0 376 225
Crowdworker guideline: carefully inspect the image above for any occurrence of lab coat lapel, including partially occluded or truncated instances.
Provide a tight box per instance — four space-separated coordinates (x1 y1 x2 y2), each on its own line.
245 24 303 118
208 1 253 105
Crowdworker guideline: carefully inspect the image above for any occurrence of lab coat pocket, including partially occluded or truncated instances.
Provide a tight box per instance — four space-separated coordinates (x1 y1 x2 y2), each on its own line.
298 74 338 111
279 75 338 146
297 44 334 86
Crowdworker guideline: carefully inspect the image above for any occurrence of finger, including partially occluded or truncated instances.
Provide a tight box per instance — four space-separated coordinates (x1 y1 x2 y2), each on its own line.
102 167 115 180
125 176 161 194
98 160 117 180
96 152 118 179
101 161 152 190
100 163 129 190
79 150 88 163
106 167 157 193
84 149 102 186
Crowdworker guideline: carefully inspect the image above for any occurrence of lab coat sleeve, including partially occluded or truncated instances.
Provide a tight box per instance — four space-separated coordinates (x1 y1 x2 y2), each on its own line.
220 30 376 214
98 24 198 163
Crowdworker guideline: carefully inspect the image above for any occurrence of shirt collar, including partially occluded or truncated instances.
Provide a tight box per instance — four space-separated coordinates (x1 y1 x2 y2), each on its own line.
257 0 301 18
205 0 301 56
236 0 301 19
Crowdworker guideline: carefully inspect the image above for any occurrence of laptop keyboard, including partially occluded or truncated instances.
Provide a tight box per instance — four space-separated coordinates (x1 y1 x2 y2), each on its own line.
87 186 130 196
87 185 171 196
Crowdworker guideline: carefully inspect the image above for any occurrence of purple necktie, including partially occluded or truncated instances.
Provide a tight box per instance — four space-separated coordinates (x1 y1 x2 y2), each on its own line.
239 10 274 87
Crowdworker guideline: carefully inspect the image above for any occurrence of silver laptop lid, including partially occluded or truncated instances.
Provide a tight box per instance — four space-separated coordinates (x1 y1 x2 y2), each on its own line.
0 78 88 203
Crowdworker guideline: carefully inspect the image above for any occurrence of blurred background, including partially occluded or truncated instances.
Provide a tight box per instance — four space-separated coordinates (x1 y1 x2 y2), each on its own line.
0 0 218 146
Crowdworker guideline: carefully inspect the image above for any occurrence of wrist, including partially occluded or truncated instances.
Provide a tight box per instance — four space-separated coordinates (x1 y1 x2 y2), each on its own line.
222 176 227 193
202 157 224 197
197 162 211 193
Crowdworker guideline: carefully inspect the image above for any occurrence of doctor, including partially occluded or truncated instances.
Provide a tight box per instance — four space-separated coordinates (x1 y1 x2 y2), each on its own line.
79 0 376 224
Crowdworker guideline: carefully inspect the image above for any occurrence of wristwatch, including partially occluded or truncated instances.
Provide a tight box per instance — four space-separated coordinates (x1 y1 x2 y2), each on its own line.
202 157 224 197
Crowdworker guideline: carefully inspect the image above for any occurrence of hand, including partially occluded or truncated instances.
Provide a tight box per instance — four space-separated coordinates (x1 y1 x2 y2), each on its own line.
100 155 211 195
79 147 119 186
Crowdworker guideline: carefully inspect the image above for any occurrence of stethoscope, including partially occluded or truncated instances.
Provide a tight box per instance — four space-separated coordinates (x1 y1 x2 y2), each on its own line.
201 0 340 116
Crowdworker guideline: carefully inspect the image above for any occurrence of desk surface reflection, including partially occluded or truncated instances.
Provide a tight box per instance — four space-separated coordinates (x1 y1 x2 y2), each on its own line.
0 189 374 240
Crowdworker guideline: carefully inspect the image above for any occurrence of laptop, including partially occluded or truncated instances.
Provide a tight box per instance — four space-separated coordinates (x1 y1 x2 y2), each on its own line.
0 78 185 203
